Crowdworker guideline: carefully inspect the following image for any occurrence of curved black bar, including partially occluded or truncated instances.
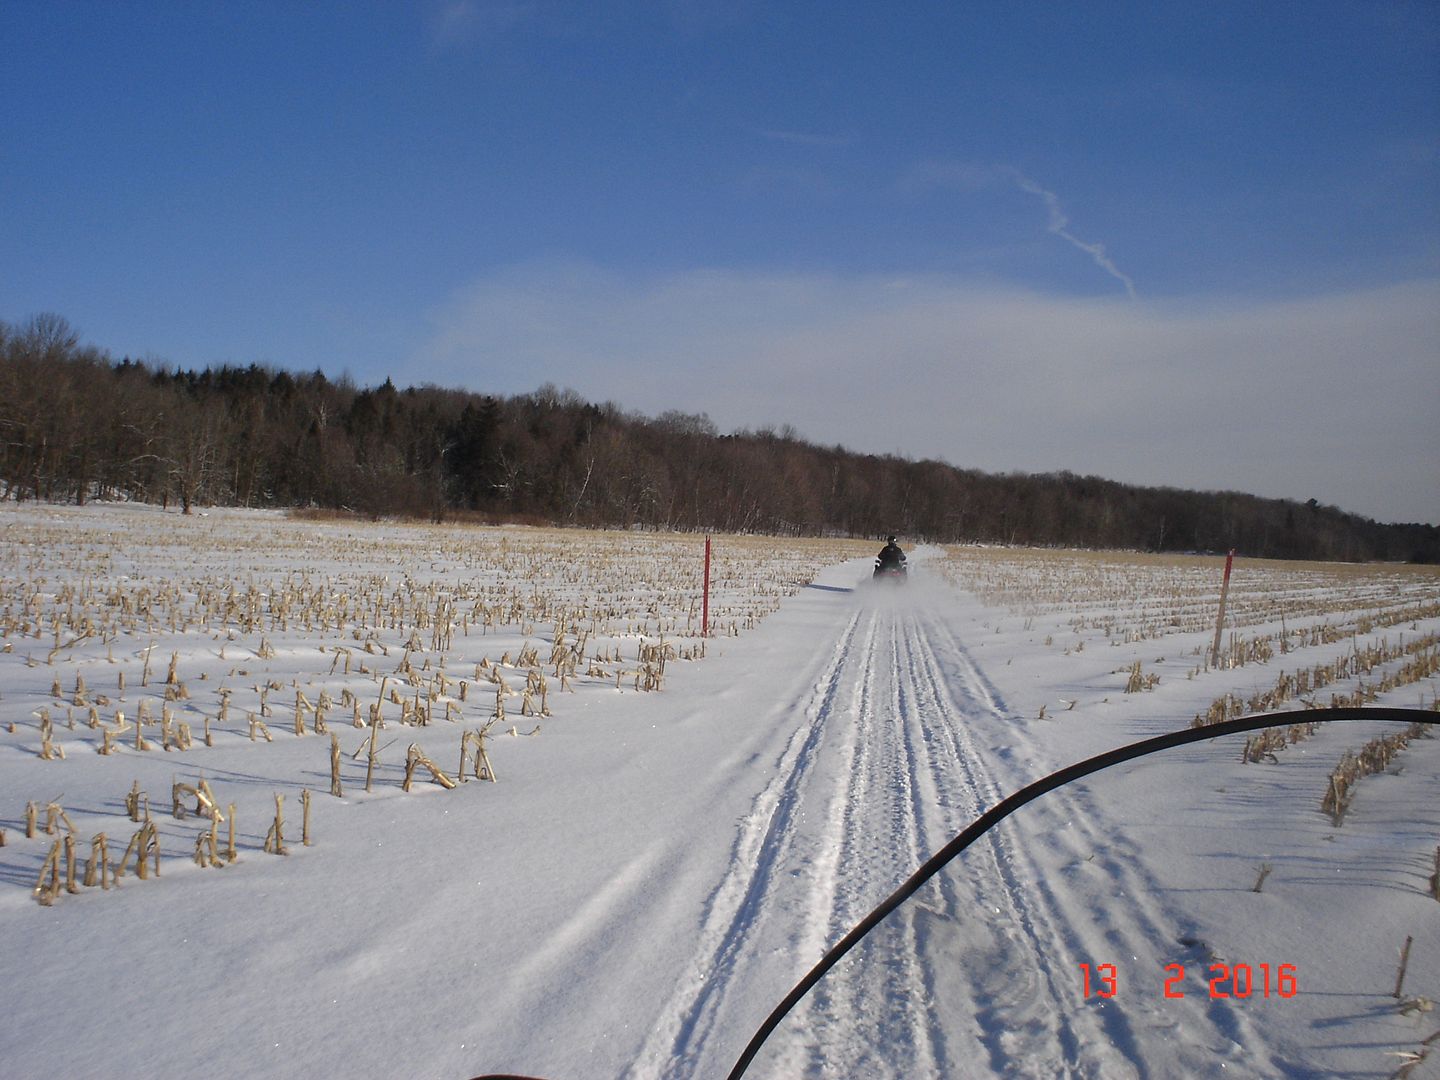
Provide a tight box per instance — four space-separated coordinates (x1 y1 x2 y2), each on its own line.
727 707 1437 1079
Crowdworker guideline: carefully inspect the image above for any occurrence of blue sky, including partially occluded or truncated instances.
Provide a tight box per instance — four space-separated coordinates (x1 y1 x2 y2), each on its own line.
3 2 1438 524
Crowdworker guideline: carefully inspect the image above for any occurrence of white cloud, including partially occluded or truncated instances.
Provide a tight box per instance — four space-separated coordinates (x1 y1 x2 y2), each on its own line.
410 262 1440 524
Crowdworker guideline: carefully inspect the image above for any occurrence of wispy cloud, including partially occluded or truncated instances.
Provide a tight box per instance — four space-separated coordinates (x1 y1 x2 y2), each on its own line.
903 161 1138 299
1006 170 1137 299
426 0 532 52
410 261 1440 523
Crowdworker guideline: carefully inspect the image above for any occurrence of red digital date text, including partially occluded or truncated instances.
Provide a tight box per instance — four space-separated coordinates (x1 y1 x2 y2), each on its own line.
1080 962 1297 1000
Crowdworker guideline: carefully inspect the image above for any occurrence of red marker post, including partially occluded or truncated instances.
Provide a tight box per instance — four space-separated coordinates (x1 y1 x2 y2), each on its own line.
1210 548 1235 669
702 535 711 638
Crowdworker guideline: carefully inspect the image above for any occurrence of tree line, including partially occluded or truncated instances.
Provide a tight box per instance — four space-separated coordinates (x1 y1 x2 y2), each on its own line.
2 313 1435 563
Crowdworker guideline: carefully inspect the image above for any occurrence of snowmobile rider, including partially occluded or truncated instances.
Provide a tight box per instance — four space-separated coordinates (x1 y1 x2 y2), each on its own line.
876 536 906 572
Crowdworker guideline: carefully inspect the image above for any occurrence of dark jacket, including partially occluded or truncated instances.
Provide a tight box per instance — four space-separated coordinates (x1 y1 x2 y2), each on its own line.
877 541 906 569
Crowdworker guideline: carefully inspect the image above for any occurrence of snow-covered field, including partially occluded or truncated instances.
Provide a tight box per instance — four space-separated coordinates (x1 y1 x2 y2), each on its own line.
1 503 1436 1079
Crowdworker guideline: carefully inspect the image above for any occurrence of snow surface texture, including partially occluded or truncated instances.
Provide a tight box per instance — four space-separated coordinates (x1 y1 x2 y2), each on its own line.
0 504 1436 1079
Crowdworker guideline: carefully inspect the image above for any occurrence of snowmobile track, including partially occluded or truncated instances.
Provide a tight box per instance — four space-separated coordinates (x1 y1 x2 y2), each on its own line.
912 612 1284 1077
629 609 869 1079
638 582 1293 1078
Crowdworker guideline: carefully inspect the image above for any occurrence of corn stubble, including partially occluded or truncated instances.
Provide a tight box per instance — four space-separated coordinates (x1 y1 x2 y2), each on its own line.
5 513 865 905
938 545 1440 914
11 510 1435 910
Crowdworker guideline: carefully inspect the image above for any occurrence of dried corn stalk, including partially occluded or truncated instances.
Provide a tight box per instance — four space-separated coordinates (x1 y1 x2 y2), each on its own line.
84 832 111 889
402 743 456 791
34 840 63 905
329 733 344 797
118 821 160 881
263 793 287 854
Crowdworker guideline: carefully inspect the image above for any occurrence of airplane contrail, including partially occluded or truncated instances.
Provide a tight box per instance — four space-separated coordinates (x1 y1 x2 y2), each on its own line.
1010 171 1138 299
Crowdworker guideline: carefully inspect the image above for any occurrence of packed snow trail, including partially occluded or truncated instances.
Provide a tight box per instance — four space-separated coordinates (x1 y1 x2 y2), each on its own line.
617 561 1290 1078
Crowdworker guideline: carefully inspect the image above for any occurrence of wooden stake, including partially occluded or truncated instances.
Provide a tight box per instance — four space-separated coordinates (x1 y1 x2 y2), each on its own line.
1395 935 1414 998
1251 863 1273 893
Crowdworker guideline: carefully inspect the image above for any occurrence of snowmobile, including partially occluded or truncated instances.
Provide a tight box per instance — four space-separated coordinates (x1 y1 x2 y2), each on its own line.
873 536 907 582
872 557 907 582
470 706 1436 1079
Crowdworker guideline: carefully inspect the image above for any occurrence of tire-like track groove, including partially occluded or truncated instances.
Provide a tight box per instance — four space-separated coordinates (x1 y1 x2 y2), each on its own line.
630 610 867 1079
904 608 1120 1075
912 609 1284 1076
